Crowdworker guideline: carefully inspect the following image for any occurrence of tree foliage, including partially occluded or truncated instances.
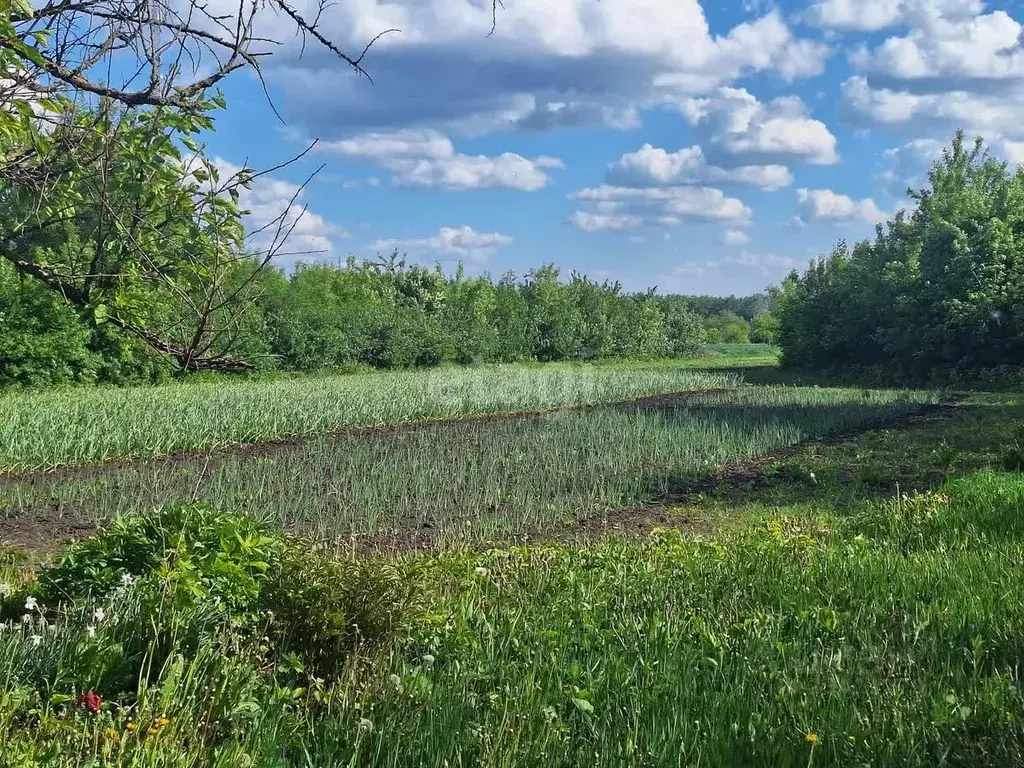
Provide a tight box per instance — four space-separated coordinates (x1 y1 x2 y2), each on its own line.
776 132 1024 380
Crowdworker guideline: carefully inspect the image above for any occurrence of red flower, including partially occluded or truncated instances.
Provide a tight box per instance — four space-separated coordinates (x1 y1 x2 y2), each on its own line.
77 690 103 714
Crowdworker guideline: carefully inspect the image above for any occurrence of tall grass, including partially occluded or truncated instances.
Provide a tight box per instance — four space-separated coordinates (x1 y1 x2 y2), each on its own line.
3 387 938 544
1 473 1022 766
0 364 738 471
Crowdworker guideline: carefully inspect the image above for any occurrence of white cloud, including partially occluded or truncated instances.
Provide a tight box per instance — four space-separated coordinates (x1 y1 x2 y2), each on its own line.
570 211 643 233
245 2 830 139
804 0 983 31
607 144 793 191
209 157 346 263
678 87 839 166
796 188 888 225
324 128 561 191
570 184 752 233
881 134 1024 196
328 129 454 160
723 229 752 245
369 225 513 261
857 10 1024 84
839 6 1024 157
342 177 382 189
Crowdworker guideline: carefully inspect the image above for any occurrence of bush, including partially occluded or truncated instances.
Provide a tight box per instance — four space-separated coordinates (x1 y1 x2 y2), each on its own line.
5 505 419 689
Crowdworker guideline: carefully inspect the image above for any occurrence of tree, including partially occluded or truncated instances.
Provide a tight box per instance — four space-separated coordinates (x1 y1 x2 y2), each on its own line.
0 0 456 372
776 131 1024 379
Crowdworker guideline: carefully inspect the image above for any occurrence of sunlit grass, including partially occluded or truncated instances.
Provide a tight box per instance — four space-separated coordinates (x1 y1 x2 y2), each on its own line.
2 386 939 544
0 363 739 471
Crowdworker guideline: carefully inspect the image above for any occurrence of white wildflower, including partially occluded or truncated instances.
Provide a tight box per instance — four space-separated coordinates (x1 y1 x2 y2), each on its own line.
0 583 11 598
86 625 97 638
24 596 37 612
20 613 31 624
358 718 374 733
92 607 106 623
120 573 134 587
29 634 42 648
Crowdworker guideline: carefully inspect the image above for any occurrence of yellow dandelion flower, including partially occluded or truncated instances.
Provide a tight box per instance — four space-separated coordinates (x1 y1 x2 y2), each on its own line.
157 716 171 727
805 732 819 745
126 722 137 733
147 725 159 736
105 728 120 741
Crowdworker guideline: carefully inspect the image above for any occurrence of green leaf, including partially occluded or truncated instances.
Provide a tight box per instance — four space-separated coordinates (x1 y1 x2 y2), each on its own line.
571 697 594 714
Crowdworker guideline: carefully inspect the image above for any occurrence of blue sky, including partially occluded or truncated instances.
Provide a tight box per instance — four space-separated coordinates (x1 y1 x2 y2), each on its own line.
196 0 1024 296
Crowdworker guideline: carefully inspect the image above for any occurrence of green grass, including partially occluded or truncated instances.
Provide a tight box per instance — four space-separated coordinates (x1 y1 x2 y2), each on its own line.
1 387 937 545
0 363 739 472
2 472 1023 766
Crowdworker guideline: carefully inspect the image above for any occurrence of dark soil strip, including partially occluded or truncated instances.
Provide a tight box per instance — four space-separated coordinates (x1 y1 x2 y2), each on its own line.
2 387 735 482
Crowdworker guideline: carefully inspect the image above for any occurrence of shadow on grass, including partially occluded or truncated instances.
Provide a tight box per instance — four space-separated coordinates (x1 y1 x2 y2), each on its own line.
635 394 1023 512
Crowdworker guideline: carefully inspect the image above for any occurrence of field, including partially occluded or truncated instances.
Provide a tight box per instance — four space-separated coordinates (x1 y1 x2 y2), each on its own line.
1 359 1023 766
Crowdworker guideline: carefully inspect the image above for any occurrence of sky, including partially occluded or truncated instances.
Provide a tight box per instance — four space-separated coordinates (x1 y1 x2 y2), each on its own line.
190 0 1024 296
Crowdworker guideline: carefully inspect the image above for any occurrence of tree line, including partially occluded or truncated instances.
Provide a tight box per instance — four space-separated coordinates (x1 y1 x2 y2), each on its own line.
776 132 1024 382
1 252 777 387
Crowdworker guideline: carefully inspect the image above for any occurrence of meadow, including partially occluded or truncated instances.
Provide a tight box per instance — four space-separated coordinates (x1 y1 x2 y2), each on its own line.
0 359 1021 767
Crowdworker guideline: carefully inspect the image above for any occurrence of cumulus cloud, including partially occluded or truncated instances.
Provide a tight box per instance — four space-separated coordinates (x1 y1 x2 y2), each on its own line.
678 87 839 166
323 128 562 191
723 229 752 245
569 184 752 233
855 10 1024 85
796 188 888 225
804 0 983 32
839 5 1024 156
607 144 793 191
238 1 831 139
369 225 513 261
208 157 347 263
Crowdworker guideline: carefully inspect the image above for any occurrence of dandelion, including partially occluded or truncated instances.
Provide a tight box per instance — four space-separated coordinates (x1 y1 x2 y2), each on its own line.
805 732 819 745
388 673 403 691
422 653 435 668
474 566 489 577
120 573 135 587
0 583 11 598
93 607 106 623
126 722 138 733
358 718 374 733
29 634 42 647
20 613 30 624
157 716 170 727
105 727 120 742
24 596 37 612
147 725 159 736
86 625 97 638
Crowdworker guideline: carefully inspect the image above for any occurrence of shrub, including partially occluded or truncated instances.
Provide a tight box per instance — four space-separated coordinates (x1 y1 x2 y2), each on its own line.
4 505 419 688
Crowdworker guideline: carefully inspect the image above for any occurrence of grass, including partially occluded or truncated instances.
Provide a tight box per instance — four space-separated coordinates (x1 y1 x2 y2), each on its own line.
1 471 1023 766
2 358 1022 766
1 386 937 546
0 363 739 472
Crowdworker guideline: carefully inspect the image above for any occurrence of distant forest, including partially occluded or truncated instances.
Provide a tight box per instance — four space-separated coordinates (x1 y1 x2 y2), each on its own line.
0 254 775 388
